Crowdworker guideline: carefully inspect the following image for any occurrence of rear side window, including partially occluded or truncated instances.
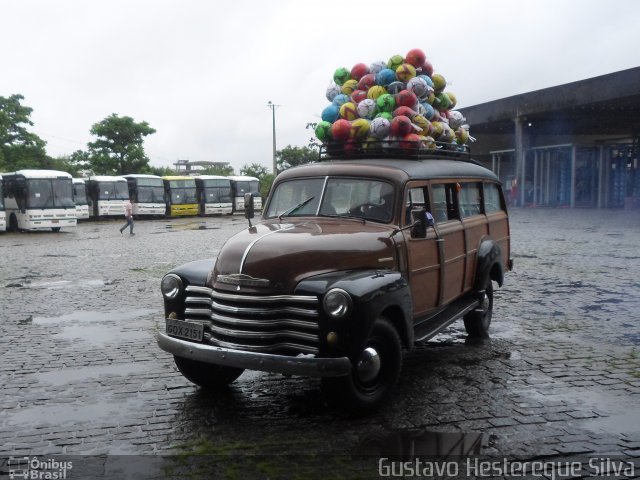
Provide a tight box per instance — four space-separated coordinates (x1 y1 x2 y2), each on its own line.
431 183 460 222
484 183 504 214
459 182 482 218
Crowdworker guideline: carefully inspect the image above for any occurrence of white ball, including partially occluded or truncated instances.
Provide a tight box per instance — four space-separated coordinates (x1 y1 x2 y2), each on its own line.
357 99 377 119
407 77 429 100
326 83 342 102
448 111 466 130
370 117 391 139
369 60 387 75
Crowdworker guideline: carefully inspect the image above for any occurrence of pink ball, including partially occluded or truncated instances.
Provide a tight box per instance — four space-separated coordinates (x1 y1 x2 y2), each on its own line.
396 89 418 108
390 116 413 137
357 73 377 91
331 119 351 141
405 48 426 68
420 60 434 77
350 63 369 81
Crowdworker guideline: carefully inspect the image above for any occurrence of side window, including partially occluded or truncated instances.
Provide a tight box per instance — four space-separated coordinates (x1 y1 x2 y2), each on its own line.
484 182 505 214
405 186 429 225
459 182 482 218
431 183 460 222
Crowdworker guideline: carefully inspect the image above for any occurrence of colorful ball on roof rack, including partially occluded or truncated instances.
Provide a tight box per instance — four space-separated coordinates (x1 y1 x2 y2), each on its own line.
376 93 396 113
366 85 387 100
351 89 368 104
369 117 391 139
421 135 436 149
419 102 436 120
350 118 370 139
375 111 393 121
357 73 377 91
332 93 350 106
448 111 466 130
420 60 434 77
369 60 387 75
396 63 416 82
386 81 406 95
333 67 351 86
430 121 444 138
412 114 431 135
387 55 404 71
393 106 417 119
322 104 340 123
341 79 358 95
396 89 418 109
331 119 351 141
407 76 430 99
350 63 369 81
375 68 396 87
390 115 413 136
339 102 358 121
401 133 421 152
417 74 434 89
455 127 469 145
326 83 342 102
431 73 446 92
446 92 457 109
434 92 452 111
315 121 333 142
357 99 377 119
405 48 427 68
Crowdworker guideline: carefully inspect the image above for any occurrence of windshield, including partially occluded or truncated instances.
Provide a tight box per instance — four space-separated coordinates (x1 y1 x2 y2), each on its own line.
73 183 88 205
265 177 395 223
137 186 165 203
202 187 232 203
27 178 75 209
170 187 197 205
98 181 129 200
233 180 259 196
0 183 4 209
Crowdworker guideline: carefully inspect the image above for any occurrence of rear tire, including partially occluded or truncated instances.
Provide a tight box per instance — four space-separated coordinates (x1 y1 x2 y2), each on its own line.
322 316 402 414
174 356 244 389
463 278 494 338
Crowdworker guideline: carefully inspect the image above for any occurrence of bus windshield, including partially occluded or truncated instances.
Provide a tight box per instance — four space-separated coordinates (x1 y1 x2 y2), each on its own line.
137 186 165 203
171 188 197 205
73 184 88 205
203 185 231 203
98 182 129 200
27 178 75 209
234 181 259 196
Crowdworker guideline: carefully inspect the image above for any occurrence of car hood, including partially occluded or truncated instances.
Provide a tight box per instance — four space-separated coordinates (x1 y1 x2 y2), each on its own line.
211 219 397 295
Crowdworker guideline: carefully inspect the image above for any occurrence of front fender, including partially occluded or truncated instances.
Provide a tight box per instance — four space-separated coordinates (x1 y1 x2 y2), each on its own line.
475 239 504 289
162 258 216 317
296 270 412 360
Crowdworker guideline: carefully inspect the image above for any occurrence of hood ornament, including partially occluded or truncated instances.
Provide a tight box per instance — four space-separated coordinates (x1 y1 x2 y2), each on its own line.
216 273 270 288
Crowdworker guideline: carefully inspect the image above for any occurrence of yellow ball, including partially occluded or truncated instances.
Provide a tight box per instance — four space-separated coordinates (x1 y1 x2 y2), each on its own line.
341 79 358 96
339 102 358 121
350 118 370 139
395 63 416 82
366 85 387 100
446 92 457 109
432 73 446 92
412 114 431 136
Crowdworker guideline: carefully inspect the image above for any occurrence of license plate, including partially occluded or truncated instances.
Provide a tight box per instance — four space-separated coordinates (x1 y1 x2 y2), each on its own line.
166 319 203 341
52 219 59 223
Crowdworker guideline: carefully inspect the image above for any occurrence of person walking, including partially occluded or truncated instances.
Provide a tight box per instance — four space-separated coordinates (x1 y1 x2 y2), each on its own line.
120 198 135 235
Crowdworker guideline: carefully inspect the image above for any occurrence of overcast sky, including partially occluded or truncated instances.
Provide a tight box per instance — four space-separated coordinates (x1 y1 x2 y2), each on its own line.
2 0 639 173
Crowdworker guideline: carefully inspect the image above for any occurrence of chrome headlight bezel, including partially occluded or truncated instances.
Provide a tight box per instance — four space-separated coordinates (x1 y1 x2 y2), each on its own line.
161 274 183 300
323 288 352 319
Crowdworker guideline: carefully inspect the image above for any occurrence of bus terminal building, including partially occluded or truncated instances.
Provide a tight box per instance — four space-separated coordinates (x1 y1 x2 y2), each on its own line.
459 66 640 208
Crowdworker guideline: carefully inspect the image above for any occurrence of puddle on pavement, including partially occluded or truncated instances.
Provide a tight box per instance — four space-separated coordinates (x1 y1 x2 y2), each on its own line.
35 362 154 386
16 278 112 290
33 308 157 325
59 324 149 346
165 221 220 231
354 429 485 457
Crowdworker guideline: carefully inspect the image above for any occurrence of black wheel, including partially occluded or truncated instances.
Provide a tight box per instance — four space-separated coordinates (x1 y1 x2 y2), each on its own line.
323 316 402 413
174 356 244 389
463 278 494 338
51 227 61 232
9 214 18 232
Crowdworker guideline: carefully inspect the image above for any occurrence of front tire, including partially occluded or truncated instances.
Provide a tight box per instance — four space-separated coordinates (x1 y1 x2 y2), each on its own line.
323 317 402 414
174 356 244 389
463 279 494 338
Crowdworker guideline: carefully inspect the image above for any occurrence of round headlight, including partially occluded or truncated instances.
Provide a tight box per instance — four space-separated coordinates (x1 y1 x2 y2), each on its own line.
323 288 352 319
161 274 183 300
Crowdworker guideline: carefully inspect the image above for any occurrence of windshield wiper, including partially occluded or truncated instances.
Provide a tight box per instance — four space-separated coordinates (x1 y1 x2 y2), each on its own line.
278 196 315 220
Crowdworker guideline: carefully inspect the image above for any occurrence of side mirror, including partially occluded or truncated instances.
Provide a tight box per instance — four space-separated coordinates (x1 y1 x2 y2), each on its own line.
244 193 255 224
410 208 427 238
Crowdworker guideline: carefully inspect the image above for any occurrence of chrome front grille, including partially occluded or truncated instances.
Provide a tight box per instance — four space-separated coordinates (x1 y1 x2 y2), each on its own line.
184 286 320 355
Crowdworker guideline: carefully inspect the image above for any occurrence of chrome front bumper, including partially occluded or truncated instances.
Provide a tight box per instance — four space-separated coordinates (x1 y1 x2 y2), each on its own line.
157 332 351 378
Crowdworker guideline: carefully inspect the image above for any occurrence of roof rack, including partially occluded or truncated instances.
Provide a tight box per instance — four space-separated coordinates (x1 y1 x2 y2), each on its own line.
318 140 476 163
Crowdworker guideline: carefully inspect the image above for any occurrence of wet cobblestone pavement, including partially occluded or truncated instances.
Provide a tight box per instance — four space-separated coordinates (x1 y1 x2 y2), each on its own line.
1 209 639 478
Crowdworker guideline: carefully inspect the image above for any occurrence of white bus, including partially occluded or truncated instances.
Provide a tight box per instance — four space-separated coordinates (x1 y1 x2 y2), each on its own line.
85 175 129 218
195 175 233 215
123 174 166 217
228 175 262 213
2 169 77 232
72 178 90 220
0 176 6 232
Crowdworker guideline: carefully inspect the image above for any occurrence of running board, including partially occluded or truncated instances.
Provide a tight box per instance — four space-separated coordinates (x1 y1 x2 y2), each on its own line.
413 296 480 343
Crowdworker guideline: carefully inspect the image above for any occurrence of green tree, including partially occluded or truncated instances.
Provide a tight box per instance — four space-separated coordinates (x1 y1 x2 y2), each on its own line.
0 94 49 171
276 145 318 173
149 165 177 177
202 164 235 176
241 163 273 200
87 114 156 175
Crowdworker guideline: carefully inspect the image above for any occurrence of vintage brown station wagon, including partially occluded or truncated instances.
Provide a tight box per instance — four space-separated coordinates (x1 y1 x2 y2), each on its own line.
157 146 512 412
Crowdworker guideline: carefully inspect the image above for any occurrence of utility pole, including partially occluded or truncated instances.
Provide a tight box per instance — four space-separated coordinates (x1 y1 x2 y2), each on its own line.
267 101 280 175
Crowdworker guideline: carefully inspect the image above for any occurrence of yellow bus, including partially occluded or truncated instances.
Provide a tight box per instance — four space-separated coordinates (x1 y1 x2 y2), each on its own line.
162 176 198 217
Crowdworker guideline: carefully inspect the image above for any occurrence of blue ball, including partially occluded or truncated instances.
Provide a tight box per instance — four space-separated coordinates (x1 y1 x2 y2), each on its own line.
375 68 397 87
332 93 350 107
420 102 436 120
321 104 340 123
418 74 434 89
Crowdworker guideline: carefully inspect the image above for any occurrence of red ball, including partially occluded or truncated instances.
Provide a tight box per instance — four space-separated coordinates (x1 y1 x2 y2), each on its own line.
405 48 426 68
390 116 413 137
357 73 377 91
420 60 434 77
393 106 417 119
396 89 418 108
351 89 368 104
331 119 351 141
401 133 421 152
350 63 369 81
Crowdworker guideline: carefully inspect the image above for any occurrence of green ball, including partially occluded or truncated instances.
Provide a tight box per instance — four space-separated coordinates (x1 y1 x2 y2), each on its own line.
315 121 333 142
333 67 351 86
387 54 404 70
375 111 393 121
376 93 396 113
